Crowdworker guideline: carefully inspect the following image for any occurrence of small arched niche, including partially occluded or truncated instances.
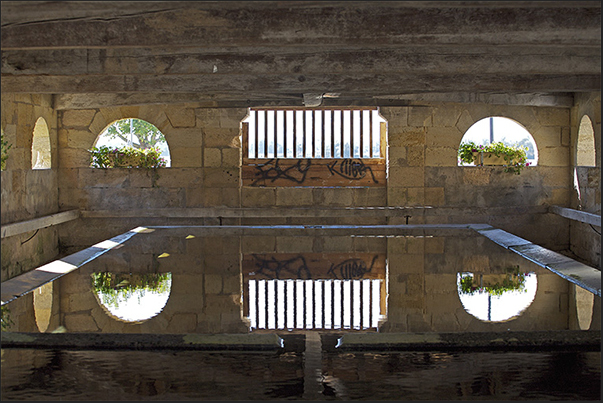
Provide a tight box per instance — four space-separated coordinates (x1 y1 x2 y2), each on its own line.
31 117 51 169
458 116 538 167
576 115 596 167
33 282 54 332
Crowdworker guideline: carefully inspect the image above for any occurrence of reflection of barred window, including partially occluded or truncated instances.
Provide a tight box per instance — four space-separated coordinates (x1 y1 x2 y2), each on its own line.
248 279 386 331
243 108 386 160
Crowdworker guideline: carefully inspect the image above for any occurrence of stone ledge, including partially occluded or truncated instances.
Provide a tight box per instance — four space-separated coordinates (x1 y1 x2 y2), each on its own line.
336 330 601 352
1 332 284 352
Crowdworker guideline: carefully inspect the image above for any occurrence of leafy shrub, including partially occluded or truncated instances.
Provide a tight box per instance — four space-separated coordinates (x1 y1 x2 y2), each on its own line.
458 141 529 174
89 145 167 168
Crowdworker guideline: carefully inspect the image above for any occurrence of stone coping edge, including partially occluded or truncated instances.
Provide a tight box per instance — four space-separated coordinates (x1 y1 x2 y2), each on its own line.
1 332 285 352
336 330 601 352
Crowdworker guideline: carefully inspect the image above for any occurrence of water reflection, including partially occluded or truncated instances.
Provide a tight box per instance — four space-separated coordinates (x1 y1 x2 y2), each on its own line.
92 272 172 323
457 270 538 322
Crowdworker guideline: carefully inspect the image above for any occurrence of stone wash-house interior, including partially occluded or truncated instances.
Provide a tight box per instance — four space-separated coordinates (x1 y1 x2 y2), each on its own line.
0 0 601 340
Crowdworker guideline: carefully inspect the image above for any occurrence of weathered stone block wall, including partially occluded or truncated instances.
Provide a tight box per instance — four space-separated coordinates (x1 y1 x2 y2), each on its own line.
1 94 59 281
381 235 572 333
569 92 601 268
381 104 572 249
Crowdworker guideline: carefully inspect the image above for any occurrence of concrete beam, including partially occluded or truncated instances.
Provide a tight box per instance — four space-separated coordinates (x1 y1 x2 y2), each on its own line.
1 209 80 239
549 205 601 227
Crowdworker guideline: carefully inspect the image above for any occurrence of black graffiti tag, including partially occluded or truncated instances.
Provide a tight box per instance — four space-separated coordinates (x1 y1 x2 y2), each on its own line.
326 159 378 183
251 254 312 280
327 255 379 280
251 158 311 186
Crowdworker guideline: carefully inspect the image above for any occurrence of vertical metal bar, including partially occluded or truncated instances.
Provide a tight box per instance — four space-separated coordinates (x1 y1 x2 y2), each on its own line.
331 280 335 329
369 110 374 158
302 280 307 329
273 110 278 158
359 111 364 159
350 110 354 158
265 279 269 329
254 110 259 159
368 280 373 328
311 110 315 158
340 110 345 158
340 280 345 329
263 110 268 158
293 280 298 328
274 280 278 329
321 110 326 158
255 280 259 329
310 280 315 329
331 110 335 158
359 279 364 329
283 280 288 329
302 111 307 158
293 111 298 158
349 280 353 329
321 280 325 330
283 110 288 158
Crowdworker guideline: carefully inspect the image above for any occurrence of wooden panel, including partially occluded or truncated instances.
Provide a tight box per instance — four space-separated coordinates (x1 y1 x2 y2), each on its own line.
243 253 386 280
242 158 386 187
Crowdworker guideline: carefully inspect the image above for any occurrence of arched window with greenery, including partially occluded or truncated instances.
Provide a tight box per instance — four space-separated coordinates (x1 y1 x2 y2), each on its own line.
458 116 537 174
31 117 51 169
90 118 171 168
576 115 596 167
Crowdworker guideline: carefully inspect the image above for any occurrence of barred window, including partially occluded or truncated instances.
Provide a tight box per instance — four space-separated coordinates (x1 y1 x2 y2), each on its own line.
243 108 386 160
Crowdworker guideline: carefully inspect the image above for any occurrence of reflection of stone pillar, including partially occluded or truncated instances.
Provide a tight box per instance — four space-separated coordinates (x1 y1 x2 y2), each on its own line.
589 294 601 330
569 283 595 330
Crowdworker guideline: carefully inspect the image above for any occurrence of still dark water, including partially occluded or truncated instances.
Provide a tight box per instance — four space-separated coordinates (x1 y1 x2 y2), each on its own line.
1 347 600 400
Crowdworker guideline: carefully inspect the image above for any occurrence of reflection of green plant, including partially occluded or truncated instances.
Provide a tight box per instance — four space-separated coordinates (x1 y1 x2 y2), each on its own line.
458 141 529 174
92 272 172 308
459 268 528 296
1 305 14 331
1 131 12 171
89 145 167 169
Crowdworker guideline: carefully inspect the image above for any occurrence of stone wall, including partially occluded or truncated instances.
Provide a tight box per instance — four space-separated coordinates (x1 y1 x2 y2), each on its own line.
569 92 601 268
1 94 59 281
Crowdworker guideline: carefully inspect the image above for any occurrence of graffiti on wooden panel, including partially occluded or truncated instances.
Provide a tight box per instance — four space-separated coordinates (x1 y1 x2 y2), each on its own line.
326 255 379 280
251 158 311 186
326 159 379 183
250 254 312 280
249 254 380 280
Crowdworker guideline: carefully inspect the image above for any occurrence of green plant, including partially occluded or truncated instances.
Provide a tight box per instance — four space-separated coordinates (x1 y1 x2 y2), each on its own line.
91 272 172 308
458 141 529 174
89 145 167 168
459 268 528 296
1 131 12 171
1 305 14 331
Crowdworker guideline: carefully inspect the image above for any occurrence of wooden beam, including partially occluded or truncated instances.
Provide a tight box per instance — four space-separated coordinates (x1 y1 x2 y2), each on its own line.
2 73 599 94
1 209 80 239
2 2 600 49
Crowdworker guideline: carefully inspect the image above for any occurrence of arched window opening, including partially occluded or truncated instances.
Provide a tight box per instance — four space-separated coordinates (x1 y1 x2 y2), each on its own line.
457 271 537 322
576 115 596 167
92 118 171 167
458 116 538 167
31 117 51 169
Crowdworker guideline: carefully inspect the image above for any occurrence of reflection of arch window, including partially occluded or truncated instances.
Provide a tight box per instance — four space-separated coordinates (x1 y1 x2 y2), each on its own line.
457 271 537 322
31 117 51 169
93 118 171 167
458 117 538 167
576 115 596 167
92 272 172 323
